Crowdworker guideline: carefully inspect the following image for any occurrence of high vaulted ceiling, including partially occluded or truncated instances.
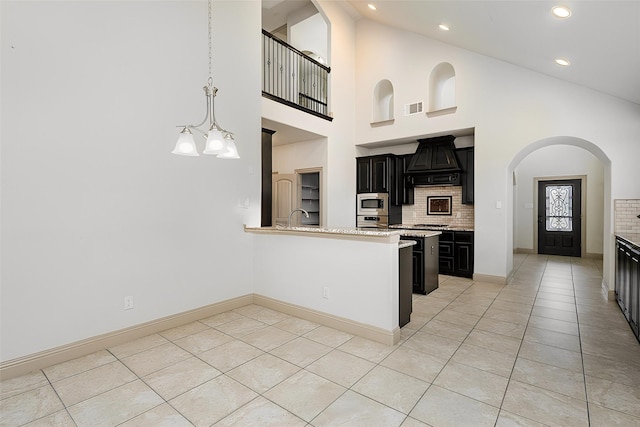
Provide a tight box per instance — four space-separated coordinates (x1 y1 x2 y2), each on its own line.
346 0 640 105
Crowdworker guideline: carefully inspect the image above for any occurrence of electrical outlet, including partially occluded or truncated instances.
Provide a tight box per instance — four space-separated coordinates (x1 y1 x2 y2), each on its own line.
323 287 330 299
124 296 134 310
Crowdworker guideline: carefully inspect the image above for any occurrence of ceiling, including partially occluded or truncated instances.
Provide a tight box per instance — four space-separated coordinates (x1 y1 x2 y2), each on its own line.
346 0 640 105
263 118 326 146
262 0 639 145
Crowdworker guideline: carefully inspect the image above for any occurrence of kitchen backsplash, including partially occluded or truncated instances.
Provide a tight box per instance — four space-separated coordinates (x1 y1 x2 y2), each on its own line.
615 199 640 234
402 186 474 228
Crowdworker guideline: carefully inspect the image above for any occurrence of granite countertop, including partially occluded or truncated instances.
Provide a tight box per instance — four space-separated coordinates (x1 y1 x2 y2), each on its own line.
244 225 441 238
616 233 640 249
389 224 475 232
397 230 444 238
399 240 417 249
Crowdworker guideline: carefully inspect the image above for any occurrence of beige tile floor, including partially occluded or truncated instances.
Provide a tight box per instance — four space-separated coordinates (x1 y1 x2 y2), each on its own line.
2 254 640 426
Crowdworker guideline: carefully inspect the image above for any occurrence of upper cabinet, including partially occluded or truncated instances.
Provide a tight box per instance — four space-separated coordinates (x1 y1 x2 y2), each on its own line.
357 154 414 206
394 154 415 205
357 155 393 194
456 147 474 205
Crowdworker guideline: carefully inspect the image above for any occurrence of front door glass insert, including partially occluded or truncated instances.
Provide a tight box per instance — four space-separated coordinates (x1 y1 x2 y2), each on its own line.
545 185 573 232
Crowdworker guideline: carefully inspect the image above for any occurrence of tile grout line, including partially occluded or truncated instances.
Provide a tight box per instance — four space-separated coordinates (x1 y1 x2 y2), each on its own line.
40 367 78 427
492 253 546 426
571 258 591 427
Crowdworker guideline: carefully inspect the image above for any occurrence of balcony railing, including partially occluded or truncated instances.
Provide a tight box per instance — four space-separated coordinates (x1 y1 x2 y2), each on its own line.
262 30 332 121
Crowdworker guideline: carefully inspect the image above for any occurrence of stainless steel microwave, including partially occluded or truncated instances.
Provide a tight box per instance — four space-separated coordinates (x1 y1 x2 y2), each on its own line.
356 193 389 216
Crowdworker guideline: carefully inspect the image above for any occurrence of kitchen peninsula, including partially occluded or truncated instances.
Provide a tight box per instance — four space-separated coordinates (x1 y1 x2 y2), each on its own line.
244 225 440 345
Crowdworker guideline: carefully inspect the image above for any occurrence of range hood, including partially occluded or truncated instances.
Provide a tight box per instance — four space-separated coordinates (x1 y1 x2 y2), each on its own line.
405 135 461 186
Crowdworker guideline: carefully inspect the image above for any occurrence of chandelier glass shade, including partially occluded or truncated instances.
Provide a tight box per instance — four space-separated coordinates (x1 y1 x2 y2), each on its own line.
172 0 238 159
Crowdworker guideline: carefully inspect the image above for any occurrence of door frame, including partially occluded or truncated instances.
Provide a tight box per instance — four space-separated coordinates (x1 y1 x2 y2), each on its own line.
533 175 587 258
295 167 323 227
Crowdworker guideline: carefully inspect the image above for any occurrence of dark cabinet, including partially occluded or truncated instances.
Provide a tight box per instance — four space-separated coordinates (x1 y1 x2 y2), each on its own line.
399 244 413 327
356 155 393 194
356 157 372 194
400 235 439 294
439 231 455 275
393 154 415 205
454 232 474 277
439 231 474 278
456 147 474 205
261 128 275 227
371 156 392 193
409 136 459 171
616 236 640 340
357 154 414 205
356 154 402 224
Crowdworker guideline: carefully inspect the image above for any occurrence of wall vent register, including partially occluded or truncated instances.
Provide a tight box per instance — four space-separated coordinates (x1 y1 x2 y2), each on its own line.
404 101 424 116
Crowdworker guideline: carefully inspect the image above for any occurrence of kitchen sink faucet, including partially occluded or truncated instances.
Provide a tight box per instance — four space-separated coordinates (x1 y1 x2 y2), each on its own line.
288 208 309 227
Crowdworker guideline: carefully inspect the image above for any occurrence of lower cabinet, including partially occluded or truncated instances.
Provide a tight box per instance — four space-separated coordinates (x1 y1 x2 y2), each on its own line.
400 235 439 295
616 236 640 340
439 231 474 278
398 244 413 327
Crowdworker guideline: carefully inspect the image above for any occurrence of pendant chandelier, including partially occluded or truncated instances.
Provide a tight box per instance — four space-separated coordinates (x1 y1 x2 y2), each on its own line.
172 0 239 159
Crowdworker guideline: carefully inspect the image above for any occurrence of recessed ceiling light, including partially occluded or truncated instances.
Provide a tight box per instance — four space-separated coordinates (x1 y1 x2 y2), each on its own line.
439 24 450 31
368 4 376 10
552 6 571 18
555 58 571 66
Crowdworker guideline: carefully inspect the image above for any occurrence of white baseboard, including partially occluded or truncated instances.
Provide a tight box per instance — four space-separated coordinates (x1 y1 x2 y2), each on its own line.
601 279 615 301
586 252 604 260
253 294 400 346
472 274 507 285
0 293 401 381
0 295 253 381
514 248 534 254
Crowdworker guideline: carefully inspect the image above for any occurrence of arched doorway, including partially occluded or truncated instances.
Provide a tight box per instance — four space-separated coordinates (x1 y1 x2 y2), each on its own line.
506 136 613 295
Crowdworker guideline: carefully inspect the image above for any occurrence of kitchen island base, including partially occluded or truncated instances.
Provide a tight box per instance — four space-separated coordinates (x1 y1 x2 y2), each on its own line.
246 226 440 345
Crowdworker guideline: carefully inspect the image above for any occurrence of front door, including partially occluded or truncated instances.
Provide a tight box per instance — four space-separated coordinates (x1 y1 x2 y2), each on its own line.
537 179 582 257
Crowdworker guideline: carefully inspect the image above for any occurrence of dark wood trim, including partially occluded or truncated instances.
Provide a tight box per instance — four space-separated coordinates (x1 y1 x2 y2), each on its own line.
262 29 331 72
262 92 334 122
261 129 275 227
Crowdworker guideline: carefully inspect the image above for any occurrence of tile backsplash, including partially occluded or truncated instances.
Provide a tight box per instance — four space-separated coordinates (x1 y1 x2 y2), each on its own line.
615 199 640 234
402 186 474 228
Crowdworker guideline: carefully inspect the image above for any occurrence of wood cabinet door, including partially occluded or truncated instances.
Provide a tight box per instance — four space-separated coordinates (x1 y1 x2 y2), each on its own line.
272 174 297 226
356 158 371 194
455 242 474 277
370 156 390 193
616 241 627 314
456 147 474 205
394 155 414 205
411 250 425 294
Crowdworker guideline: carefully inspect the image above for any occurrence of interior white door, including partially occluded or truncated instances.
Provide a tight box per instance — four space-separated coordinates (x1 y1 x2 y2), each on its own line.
272 174 297 226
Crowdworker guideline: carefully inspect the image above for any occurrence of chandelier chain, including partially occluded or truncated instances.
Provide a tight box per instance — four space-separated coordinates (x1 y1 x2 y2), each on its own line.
208 0 212 80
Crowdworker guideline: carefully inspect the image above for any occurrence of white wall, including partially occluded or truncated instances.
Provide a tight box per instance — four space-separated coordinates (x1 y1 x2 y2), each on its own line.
253 233 399 331
272 138 328 224
0 0 261 362
289 10 328 63
514 145 604 255
263 0 358 228
352 19 640 287
272 138 328 175
315 0 358 228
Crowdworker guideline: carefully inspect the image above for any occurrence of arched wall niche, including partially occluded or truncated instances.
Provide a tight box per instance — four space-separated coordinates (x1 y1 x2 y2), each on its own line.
372 79 394 124
506 136 613 292
428 62 456 115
